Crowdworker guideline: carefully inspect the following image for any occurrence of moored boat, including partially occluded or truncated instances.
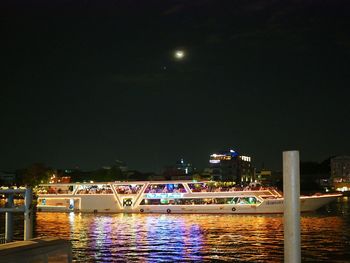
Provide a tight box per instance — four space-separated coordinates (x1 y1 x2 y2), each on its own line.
36 181 341 214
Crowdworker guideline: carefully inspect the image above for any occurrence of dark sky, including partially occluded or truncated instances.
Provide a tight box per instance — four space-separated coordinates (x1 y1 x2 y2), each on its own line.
1 0 350 172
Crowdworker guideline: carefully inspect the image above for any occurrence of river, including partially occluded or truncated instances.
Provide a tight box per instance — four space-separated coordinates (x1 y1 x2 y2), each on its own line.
1 197 350 262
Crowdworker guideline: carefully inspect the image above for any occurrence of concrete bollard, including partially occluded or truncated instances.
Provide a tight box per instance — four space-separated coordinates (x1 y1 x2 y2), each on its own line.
5 194 14 243
283 151 301 263
24 188 33 241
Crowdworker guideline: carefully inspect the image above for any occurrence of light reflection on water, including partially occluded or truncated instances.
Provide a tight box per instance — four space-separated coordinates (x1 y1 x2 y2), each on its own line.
17 197 350 262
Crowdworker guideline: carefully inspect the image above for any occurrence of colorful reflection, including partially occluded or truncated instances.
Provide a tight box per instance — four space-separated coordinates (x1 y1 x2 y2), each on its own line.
32 197 350 262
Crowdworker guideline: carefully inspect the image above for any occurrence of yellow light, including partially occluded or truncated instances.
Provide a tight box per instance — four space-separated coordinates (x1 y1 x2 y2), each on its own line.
336 186 348 192
174 50 185 59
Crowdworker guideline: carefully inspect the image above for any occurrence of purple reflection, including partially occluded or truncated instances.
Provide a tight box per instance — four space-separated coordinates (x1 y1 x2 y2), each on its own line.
89 215 114 262
144 215 203 262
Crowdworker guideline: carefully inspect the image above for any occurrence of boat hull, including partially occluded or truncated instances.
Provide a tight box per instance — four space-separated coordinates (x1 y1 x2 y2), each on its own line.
36 194 340 214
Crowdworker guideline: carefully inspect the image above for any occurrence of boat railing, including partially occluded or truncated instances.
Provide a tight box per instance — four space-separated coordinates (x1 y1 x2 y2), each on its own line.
132 183 149 208
187 186 281 194
111 185 123 208
269 188 283 197
75 189 114 195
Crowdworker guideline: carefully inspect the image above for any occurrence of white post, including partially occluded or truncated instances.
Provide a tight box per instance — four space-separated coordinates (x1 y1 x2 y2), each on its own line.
5 193 14 242
24 188 33 241
283 151 301 263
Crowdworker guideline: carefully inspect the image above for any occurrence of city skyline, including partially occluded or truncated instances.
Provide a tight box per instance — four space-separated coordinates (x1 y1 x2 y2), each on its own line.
0 146 337 174
1 1 349 172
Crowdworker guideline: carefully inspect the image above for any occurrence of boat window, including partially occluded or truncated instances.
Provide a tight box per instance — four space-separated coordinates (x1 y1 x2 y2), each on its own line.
37 198 70 207
234 197 260 204
144 183 186 194
161 199 176 205
213 198 235 204
232 197 239 204
76 184 113 195
138 197 260 206
188 182 238 192
38 198 46 205
114 184 143 194
174 198 216 205
188 183 207 192
140 199 162 205
36 185 75 195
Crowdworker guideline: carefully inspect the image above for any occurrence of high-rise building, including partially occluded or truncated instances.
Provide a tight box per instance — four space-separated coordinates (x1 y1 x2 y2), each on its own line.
255 169 273 185
331 156 350 192
209 149 254 183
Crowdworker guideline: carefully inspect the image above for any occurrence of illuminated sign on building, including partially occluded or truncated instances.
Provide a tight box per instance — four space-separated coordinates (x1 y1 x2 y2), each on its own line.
210 154 232 161
209 149 240 162
145 193 183 199
240 156 251 162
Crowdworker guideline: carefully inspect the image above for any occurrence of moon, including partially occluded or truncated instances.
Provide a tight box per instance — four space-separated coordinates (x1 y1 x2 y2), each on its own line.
174 50 185 60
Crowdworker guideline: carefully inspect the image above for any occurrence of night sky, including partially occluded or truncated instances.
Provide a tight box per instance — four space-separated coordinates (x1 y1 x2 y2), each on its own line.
1 1 350 172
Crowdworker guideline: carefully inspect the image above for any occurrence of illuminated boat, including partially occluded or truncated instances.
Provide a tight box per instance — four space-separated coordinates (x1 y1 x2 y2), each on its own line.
36 181 341 214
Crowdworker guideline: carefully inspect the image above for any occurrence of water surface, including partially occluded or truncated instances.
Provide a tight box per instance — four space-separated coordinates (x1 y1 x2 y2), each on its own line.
2 197 350 262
